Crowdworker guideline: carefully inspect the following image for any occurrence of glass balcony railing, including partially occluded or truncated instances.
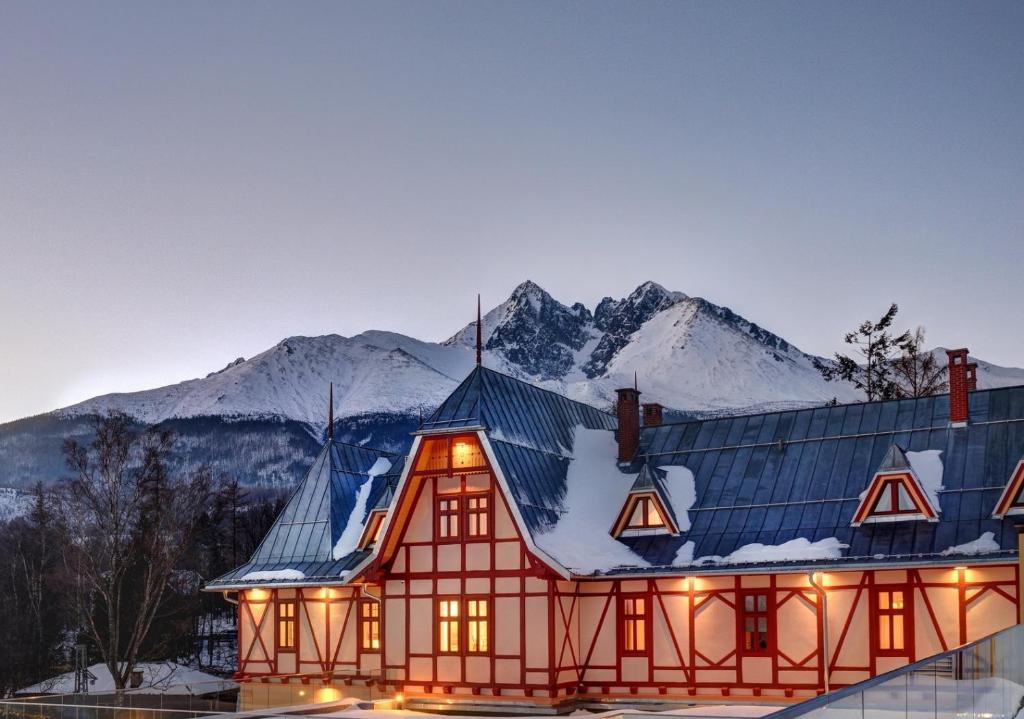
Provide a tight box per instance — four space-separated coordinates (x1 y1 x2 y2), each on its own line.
766 623 1024 719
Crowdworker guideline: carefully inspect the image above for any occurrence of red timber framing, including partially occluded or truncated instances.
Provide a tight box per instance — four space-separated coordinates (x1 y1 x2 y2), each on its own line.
232 430 1022 706
992 459 1024 519
851 471 938 526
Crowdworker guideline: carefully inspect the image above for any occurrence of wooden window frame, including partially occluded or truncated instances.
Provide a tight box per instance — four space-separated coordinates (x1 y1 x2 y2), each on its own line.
436 495 461 543
359 599 381 653
624 496 667 530
465 596 491 655
619 592 650 657
869 478 923 517
412 434 489 477
465 491 492 540
276 598 297 652
437 597 461 654
738 590 774 657
873 587 912 656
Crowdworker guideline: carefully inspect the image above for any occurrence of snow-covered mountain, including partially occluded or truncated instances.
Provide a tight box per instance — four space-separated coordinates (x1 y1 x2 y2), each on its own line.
3 280 1023 489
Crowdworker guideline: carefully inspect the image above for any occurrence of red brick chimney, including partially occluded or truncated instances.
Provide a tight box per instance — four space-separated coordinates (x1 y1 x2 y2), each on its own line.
616 387 641 462
947 348 975 425
642 402 663 427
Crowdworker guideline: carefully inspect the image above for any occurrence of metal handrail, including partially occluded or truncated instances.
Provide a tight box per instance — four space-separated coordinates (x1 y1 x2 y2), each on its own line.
763 622 1024 719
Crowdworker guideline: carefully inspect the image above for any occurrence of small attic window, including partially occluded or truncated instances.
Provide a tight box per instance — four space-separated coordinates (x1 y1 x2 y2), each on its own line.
358 510 387 550
612 492 677 537
992 459 1024 519
414 435 486 474
852 473 938 526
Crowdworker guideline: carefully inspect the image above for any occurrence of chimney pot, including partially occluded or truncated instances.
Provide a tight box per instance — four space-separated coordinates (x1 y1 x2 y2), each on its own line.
946 348 972 425
616 388 641 462
642 402 664 427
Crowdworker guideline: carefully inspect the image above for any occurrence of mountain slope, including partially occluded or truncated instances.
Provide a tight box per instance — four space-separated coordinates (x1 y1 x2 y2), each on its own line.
3 280 1022 490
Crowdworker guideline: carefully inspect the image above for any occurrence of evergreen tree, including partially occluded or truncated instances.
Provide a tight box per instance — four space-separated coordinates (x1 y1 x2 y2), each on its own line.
815 303 911 402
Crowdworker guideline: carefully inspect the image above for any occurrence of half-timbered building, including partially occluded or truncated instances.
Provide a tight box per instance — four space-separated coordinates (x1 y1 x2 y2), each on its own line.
208 348 1024 710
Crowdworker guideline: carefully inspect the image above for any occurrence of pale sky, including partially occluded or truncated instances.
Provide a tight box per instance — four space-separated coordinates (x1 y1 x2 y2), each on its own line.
1 1 1022 423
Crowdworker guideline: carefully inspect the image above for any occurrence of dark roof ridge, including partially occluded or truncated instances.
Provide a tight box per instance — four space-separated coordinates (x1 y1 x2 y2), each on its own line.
475 365 616 419
640 383 1024 434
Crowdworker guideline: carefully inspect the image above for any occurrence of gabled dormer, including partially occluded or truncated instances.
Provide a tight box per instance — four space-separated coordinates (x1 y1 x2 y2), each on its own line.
611 462 680 537
357 480 396 550
991 459 1024 519
851 444 939 526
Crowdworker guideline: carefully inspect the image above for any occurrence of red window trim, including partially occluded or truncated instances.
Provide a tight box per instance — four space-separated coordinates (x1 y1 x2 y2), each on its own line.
869 478 923 517
618 592 651 657
737 590 774 657
435 494 461 543
873 586 912 656
434 488 493 544
436 596 462 655
624 496 667 529
276 598 297 653
434 595 493 656
359 599 381 654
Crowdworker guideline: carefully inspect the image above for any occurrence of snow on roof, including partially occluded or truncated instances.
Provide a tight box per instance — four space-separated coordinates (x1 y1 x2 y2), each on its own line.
688 537 848 567
18 662 235 696
332 457 393 560
940 531 1001 556
534 427 650 573
906 449 943 512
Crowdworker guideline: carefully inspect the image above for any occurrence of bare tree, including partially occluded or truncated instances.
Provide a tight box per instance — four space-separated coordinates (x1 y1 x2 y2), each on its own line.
61 413 211 693
815 303 911 402
892 327 948 398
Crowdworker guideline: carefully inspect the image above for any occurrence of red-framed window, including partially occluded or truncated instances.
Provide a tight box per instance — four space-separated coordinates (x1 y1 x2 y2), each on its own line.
466 598 490 654
739 591 772 656
414 435 487 475
438 598 460 653
869 478 921 516
619 594 649 656
359 600 380 653
437 496 460 541
466 493 490 537
875 588 910 655
625 496 666 529
277 599 296 650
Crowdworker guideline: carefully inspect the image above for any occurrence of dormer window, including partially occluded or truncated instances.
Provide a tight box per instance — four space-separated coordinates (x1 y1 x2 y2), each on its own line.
357 509 387 550
992 459 1024 519
852 445 939 526
626 496 667 530
611 462 681 538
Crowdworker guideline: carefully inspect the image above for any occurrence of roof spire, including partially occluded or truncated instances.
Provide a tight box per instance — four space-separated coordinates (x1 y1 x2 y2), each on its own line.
328 382 334 441
634 371 638 392
476 293 482 366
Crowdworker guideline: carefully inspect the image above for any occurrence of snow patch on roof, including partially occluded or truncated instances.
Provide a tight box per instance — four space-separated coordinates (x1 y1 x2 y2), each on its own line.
240 568 306 581
685 537 848 566
332 457 393 561
534 427 650 573
906 449 944 511
660 465 696 532
940 531 1000 556
673 541 696 566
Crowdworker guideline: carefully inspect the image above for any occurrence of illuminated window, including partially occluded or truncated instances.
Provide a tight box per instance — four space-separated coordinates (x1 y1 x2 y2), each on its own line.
360 600 380 652
467 495 489 537
740 592 771 655
414 436 486 473
626 496 666 529
437 497 460 540
876 589 908 653
621 595 648 655
438 599 460 653
467 598 489 653
870 479 920 516
277 600 296 650
452 439 485 469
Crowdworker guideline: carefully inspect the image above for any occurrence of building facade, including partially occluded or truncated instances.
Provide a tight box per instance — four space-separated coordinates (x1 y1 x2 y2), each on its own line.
209 350 1024 710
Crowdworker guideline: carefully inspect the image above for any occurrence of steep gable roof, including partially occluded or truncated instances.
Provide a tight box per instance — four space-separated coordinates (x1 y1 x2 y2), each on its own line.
850 443 940 526
208 440 405 587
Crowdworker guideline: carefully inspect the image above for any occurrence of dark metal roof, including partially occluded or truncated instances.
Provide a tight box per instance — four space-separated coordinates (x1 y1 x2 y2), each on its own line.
878 443 912 472
425 366 618 537
627 386 1024 573
628 462 681 531
208 440 404 587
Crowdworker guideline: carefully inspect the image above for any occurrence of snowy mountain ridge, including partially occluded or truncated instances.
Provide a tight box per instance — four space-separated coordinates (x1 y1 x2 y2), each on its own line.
55 279 1024 427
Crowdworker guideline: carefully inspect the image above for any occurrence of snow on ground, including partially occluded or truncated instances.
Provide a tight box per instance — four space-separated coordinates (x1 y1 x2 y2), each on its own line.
333 457 393 560
682 537 847 567
906 449 944 511
0 487 31 522
534 427 650 573
18 662 235 695
239 568 305 581
941 531 1001 556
